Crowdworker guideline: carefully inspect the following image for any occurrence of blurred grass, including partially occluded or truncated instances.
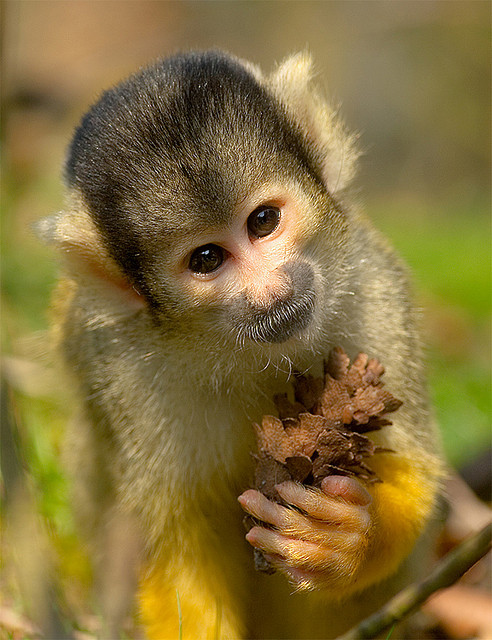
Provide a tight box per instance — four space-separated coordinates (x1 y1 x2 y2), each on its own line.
1 171 61 338
372 203 490 318
371 200 491 467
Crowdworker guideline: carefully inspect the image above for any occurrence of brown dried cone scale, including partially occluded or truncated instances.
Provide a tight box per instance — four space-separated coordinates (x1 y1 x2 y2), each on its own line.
248 347 403 573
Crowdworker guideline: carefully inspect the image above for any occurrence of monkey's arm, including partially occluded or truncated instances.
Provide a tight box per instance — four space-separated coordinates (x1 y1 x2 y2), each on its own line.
239 452 440 596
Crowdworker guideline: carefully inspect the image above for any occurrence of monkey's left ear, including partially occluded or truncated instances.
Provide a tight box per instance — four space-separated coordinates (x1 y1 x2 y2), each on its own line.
36 210 146 311
268 52 360 196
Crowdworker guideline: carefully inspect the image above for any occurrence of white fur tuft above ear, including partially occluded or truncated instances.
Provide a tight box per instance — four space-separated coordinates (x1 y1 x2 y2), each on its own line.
267 52 359 196
271 51 314 92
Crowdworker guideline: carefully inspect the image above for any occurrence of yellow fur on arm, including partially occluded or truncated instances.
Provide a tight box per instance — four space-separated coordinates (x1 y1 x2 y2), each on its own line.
346 454 440 595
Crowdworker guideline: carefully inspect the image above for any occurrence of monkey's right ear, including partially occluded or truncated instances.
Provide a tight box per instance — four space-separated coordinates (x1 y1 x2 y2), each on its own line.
268 52 360 196
36 210 145 311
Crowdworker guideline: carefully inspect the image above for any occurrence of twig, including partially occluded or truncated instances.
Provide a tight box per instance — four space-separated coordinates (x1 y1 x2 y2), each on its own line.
337 521 492 640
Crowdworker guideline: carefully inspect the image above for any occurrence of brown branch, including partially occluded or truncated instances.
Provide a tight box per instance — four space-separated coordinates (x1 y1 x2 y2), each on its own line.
337 521 492 640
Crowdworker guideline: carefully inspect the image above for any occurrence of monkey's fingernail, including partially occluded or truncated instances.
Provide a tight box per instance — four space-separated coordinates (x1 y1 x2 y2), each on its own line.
238 489 256 506
274 481 296 496
245 529 260 547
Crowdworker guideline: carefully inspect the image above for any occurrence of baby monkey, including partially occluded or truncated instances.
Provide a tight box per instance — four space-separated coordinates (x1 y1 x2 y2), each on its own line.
42 51 443 638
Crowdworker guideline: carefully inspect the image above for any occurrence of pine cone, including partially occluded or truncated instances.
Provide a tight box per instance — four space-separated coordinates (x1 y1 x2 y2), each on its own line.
249 347 402 572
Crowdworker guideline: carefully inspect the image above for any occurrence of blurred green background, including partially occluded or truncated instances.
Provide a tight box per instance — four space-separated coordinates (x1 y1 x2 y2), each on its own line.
1 0 490 632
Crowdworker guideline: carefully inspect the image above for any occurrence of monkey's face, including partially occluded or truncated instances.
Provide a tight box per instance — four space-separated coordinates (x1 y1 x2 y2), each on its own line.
165 189 318 346
136 177 348 353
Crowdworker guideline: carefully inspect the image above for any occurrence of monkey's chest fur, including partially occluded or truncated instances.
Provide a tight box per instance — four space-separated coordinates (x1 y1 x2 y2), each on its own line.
77 318 311 549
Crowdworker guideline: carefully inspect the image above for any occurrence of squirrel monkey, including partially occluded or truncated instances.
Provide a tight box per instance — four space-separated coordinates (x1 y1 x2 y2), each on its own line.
41 51 443 638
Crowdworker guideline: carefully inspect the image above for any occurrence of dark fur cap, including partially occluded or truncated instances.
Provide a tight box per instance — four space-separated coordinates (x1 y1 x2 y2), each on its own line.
65 51 323 297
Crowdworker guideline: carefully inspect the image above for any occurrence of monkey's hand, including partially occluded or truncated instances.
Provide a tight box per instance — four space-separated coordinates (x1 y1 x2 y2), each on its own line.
239 454 439 596
239 476 373 593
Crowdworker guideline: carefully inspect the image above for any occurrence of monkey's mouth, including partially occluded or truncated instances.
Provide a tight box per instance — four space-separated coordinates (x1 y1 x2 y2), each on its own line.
234 290 316 344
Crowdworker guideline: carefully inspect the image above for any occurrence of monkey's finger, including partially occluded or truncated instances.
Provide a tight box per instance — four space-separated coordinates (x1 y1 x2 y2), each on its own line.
320 475 372 506
245 526 354 578
264 555 344 592
273 558 317 586
239 489 362 546
238 489 290 525
238 489 336 540
275 482 371 531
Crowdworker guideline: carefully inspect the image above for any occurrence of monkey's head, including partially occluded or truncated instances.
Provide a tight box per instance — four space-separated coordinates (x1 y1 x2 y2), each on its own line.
43 51 358 358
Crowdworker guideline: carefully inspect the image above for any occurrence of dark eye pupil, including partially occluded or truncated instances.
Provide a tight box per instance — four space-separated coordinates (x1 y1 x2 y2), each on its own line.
189 244 224 274
248 206 280 238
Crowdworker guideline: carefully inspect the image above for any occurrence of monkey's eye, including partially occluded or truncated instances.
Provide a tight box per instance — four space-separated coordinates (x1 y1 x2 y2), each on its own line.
247 206 281 238
189 244 225 274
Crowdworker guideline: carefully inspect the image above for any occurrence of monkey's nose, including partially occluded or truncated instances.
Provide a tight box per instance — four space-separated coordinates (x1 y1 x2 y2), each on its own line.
245 266 293 309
